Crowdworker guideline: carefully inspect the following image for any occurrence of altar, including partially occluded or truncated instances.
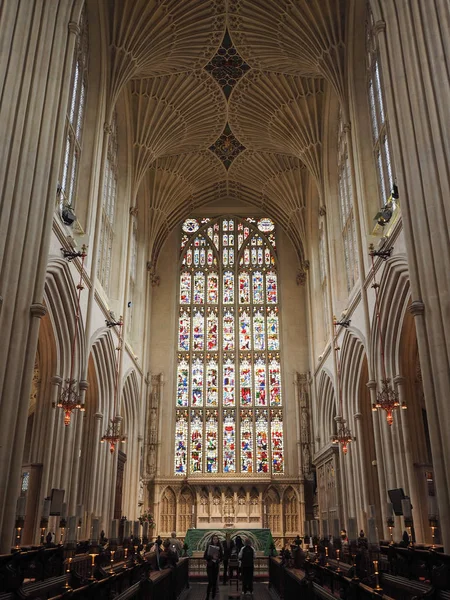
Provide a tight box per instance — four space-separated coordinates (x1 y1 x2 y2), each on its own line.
183 528 275 556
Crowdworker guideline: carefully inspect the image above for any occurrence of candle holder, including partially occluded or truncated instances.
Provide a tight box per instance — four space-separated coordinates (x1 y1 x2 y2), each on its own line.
89 553 97 581
63 558 73 591
373 560 383 592
40 518 49 545
109 550 116 574
428 517 438 549
351 554 359 581
336 549 341 573
314 545 318 564
59 518 67 545
404 518 414 548
14 518 24 550
124 548 128 560
387 517 395 545
325 546 330 567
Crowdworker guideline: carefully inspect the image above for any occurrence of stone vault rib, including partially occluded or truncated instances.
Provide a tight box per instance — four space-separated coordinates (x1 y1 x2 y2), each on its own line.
130 71 227 192
229 71 324 189
228 0 345 101
108 0 226 113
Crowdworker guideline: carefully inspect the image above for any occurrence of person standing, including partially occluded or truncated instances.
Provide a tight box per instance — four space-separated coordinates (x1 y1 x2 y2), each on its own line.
239 538 255 596
222 532 235 585
169 531 183 557
204 534 223 599
159 538 179 569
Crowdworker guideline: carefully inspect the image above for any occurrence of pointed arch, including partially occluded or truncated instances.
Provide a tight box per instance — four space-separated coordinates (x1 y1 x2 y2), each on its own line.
160 486 176 534
283 486 299 535
317 369 337 448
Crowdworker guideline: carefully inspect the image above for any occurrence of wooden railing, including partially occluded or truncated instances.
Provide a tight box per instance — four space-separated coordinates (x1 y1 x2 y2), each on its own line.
268 553 450 600
0 549 189 600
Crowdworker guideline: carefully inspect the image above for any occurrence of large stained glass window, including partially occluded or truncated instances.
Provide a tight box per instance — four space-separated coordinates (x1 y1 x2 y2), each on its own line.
174 217 284 475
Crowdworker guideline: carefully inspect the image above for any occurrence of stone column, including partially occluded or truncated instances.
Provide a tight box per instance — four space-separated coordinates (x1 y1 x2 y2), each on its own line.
367 381 388 534
354 413 369 522
0 0 80 552
377 0 450 550
394 375 425 542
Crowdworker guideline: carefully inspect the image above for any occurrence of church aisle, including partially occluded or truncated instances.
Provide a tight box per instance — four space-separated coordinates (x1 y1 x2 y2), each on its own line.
186 582 272 600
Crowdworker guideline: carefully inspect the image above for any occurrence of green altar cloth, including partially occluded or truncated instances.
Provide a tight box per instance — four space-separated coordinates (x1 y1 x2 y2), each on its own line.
183 528 275 556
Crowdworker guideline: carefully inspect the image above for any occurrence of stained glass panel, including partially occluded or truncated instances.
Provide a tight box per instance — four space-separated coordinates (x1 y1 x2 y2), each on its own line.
177 359 189 407
241 410 254 473
190 412 203 472
179 310 190 351
257 217 275 232
253 309 265 351
239 310 251 351
191 359 204 406
240 359 252 406
271 410 284 473
266 272 277 303
223 310 234 352
192 310 204 351
182 218 199 233
254 358 267 406
223 410 236 472
206 310 218 351
267 310 279 351
223 271 234 303
223 359 235 406
253 272 263 303
207 273 218 303
175 410 188 474
255 411 269 473
239 272 250 303
205 411 218 473
194 272 205 304
206 358 218 406
269 358 282 406
180 272 191 304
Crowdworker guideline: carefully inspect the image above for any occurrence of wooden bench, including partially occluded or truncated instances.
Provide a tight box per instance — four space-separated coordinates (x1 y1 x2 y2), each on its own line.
16 574 67 598
380 573 434 600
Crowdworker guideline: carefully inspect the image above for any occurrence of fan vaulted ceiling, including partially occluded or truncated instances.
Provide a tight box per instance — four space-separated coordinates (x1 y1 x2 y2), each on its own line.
108 0 347 268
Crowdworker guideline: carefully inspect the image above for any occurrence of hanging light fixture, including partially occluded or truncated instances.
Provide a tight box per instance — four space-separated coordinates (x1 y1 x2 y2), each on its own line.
101 317 127 453
369 244 407 425
331 316 354 454
56 246 88 426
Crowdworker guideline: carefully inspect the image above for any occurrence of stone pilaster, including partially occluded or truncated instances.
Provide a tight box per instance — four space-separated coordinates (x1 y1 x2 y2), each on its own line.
0 0 79 552
377 0 450 549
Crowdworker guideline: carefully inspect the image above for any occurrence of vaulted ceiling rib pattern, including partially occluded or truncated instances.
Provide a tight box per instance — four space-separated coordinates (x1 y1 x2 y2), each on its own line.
228 72 325 187
112 1 349 270
228 0 346 100
108 0 226 112
146 152 226 266
130 72 227 191
229 151 308 261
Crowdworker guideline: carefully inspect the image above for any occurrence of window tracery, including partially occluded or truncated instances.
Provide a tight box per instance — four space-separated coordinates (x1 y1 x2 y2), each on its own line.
58 4 88 212
174 217 284 475
366 5 395 205
97 111 118 293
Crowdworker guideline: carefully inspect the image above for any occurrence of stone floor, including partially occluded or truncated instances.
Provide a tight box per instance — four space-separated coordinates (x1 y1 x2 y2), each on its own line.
185 582 272 600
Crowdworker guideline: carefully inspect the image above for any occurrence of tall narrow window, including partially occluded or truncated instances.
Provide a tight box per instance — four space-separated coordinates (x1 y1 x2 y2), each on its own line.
97 112 118 294
366 5 394 205
319 225 329 339
58 4 88 212
175 217 284 476
337 109 358 293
